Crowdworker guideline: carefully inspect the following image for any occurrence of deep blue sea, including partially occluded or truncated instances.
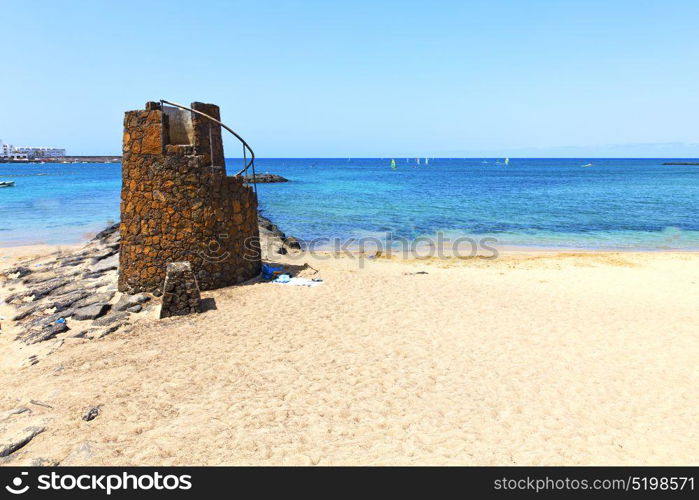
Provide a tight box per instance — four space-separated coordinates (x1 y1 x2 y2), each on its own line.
1 158 698 250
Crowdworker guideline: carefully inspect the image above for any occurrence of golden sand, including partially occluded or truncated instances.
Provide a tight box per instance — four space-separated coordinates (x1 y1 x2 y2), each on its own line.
1 247 698 465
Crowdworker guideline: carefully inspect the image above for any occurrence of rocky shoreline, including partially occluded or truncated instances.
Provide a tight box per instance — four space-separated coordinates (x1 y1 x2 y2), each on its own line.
1 215 298 351
258 214 302 254
0 215 301 464
243 173 288 183
2 156 121 164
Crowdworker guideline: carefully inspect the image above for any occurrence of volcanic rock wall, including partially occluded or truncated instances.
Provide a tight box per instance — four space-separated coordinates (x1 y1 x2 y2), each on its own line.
118 101 260 293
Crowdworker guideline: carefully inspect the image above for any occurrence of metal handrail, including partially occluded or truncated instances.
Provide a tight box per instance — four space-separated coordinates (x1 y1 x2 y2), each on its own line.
159 100 257 188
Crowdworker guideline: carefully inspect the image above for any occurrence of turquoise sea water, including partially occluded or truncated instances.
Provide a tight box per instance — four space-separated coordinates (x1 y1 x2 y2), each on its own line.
1 158 698 250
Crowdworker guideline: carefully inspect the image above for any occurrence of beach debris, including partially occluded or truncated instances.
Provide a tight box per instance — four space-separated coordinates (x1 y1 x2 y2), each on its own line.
403 271 429 275
23 355 39 367
159 262 202 318
274 274 291 284
0 426 46 457
113 293 150 312
82 406 101 422
29 400 53 409
273 276 323 287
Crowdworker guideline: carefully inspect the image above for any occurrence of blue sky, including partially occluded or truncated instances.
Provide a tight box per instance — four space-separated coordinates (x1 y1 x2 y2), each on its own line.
2 0 698 157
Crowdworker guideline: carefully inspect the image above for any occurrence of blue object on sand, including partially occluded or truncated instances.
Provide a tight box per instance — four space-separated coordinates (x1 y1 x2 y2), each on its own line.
262 264 284 280
56 318 66 324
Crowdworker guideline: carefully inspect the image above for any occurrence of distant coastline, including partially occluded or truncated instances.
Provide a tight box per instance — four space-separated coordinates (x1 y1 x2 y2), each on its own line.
1 155 121 164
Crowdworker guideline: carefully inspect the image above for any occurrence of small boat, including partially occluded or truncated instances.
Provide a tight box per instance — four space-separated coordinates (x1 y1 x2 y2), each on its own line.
504 157 510 166
390 159 397 170
0 180 16 187
582 163 593 168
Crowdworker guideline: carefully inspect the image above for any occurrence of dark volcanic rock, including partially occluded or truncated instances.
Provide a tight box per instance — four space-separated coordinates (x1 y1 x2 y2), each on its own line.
58 256 85 267
0 426 46 458
3 291 24 304
47 290 92 313
94 223 120 241
89 254 118 274
160 262 202 318
283 236 302 251
258 214 303 257
89 247 119 265
82 407 101 422
21 317 69 344
258 215 281 233
72 304 110 321
242 173 288 183
23 270 77 286
86 323 123 339
113 293 150 312
4 266 32 279
82 271 108 280
26 278 69 301
12 304 42 322
92 311 129 327
71 292 115 310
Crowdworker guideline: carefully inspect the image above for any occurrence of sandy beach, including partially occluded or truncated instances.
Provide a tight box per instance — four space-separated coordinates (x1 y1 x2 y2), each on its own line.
1 244 697 465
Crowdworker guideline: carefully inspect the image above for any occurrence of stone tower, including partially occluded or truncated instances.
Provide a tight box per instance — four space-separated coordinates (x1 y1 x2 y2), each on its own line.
118 101 261 293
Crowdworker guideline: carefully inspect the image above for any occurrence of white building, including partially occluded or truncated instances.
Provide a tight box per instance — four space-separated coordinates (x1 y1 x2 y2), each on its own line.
15 146 66 159
0 139 64 160
0 140 27 160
